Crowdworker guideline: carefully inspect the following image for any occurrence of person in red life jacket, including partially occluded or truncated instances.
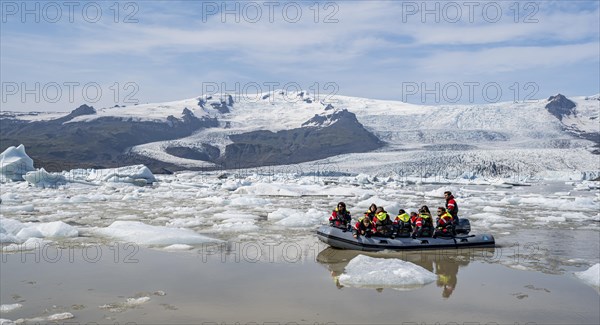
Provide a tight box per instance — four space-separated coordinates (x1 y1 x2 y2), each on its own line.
353 215 375 239
409 212 419 227
329 201 352 230
411 206 434 238
373 207 394 237
444 191 459 223
392 209 412 238
433 207 455 238
364 203 378 222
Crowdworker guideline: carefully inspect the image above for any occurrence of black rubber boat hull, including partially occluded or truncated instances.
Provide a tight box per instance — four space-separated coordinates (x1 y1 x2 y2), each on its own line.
316 225 495 251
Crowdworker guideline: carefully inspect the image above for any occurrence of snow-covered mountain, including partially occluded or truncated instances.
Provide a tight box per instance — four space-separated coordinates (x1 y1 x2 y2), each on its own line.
1 91 598 180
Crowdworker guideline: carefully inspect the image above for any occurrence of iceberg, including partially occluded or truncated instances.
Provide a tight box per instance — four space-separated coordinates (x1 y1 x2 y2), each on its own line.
83 165 156 185
0 144 35 181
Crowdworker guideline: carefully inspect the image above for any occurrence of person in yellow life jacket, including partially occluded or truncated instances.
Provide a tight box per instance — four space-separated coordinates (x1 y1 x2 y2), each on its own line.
433 207 455 238
373 207 394 237
411 206 434 238
392 209 412 238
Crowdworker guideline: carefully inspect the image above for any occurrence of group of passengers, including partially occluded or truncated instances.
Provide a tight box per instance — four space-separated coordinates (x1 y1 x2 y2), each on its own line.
329 191 459 239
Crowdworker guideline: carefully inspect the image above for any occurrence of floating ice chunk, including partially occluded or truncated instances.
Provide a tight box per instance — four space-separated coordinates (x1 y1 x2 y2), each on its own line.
0 304 22 313
0 193 19 203
0 218 26 236
355 174 372 184
221 180 244 191
501 196 521 205
509 196 597 211
275 209 326 228
125 297 151 306
268 208 301 221
83 165 156 185
339 255 437 290
23 168 67 188
491 223 513 228
0 319 16 325
423 186 461 198
100 296 152 313
212 212 260 220
534 216 566 223
47 313 74 321
0 144 35 181
482 206 503 213
2 238 51 252
575 263 600 289
94 221 222 246
0 233 18 244
355 197 400 215
163 244 194 251
35 221 79 238
229 196 270 206
234 183 302 196
275 216 315 228
166 217 207 228
211 219 260 232
0 204 35 213
469 212 513 229
15 227 44 241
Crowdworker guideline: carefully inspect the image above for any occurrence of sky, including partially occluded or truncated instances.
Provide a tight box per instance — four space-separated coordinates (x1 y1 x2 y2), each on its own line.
1 0 599 111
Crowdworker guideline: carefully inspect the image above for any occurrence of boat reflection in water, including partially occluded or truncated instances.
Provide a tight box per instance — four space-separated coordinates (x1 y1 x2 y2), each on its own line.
317 247 496 298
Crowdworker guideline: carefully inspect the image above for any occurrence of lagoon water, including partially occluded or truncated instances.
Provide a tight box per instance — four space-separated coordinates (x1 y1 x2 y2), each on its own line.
1 175 599 324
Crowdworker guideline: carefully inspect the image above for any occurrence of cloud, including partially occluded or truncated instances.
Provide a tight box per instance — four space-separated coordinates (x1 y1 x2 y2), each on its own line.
416 42 600 76
1 0 598 110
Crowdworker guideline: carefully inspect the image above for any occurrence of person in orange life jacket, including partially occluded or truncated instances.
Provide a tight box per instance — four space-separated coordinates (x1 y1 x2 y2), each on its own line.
392 209 412 238
353 215 375 239
329 201 352 230
373 207 394 237
411 206 434 238
364 203 378 222
433 207 455 238
444 191 459 223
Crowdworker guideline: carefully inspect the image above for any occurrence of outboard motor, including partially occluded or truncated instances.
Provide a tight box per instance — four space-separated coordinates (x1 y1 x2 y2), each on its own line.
455 218 471 235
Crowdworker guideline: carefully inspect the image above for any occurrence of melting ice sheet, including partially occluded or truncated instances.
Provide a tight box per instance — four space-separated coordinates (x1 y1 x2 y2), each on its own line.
339 255 437 290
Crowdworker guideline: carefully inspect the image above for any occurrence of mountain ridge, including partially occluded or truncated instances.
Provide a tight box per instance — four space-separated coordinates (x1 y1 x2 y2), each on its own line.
1 92 598 177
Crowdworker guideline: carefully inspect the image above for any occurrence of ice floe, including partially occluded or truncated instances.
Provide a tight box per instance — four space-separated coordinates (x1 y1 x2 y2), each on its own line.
338 255 437 290
93 221 222 246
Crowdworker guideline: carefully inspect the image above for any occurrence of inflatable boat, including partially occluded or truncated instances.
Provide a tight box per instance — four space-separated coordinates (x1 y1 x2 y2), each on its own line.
316 219 495 251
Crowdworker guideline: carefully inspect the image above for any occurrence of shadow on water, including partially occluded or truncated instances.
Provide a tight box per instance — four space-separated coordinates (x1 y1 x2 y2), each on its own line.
316 247 496 298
